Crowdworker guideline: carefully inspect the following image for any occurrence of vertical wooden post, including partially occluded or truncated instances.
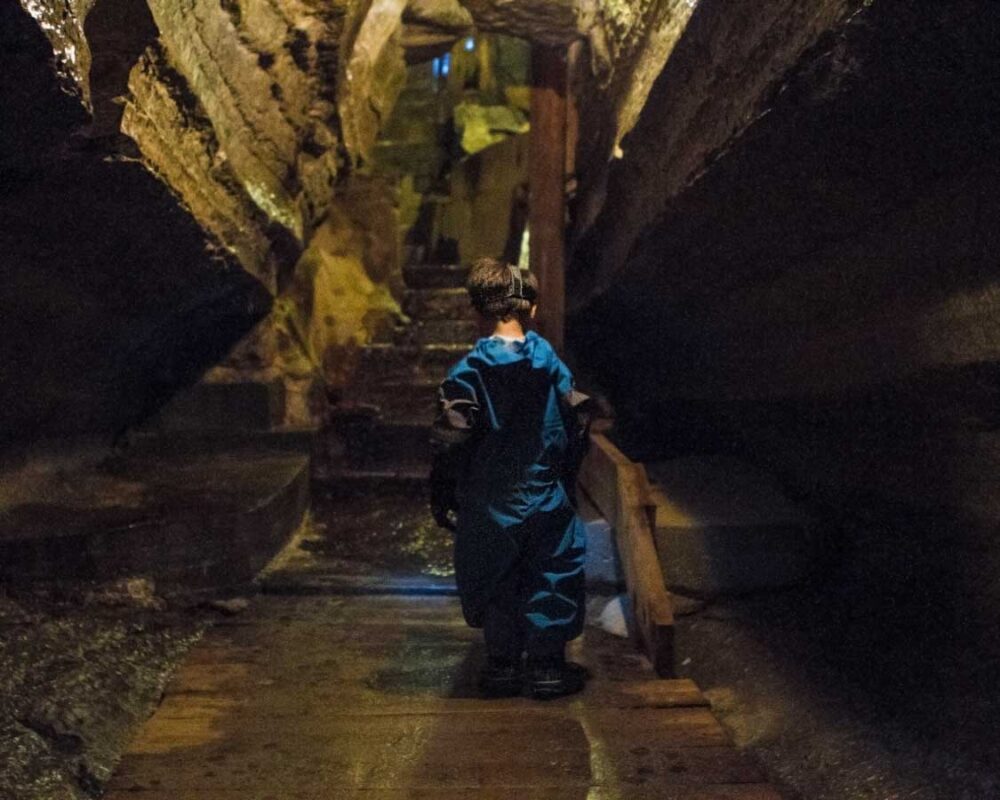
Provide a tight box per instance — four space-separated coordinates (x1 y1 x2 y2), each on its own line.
529 46 568 352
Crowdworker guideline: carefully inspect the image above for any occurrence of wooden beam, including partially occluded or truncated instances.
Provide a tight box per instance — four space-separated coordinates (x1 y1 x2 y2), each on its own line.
579 432 675 677
529 45 568 352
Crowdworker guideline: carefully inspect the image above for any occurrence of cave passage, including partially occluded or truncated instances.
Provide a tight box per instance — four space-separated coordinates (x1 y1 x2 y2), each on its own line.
4 1 1000 799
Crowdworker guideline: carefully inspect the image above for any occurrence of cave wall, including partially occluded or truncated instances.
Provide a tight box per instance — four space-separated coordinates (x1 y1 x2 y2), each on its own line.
15 0 412 431
570 0 1000 611
122 0 409 424
0 1 270 453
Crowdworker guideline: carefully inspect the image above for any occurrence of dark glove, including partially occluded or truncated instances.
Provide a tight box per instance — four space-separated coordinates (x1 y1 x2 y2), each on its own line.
430 455 459 532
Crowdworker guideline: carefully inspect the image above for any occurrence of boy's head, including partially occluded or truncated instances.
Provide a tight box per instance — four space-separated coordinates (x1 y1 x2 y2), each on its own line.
467 257 538 321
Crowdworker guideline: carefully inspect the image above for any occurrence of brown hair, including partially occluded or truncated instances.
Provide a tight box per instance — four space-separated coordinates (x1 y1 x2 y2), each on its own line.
466 257 538 320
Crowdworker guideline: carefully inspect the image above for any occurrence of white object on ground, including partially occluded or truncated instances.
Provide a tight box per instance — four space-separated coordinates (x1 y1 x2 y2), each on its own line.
597 594 632 638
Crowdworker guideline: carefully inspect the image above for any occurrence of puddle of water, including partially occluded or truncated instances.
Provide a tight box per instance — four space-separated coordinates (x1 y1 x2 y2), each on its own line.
311 489 455 578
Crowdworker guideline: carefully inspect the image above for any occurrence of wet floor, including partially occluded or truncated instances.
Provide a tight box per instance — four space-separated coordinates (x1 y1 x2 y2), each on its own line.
97 479 787 799
102 595 786 800
308 488 455 579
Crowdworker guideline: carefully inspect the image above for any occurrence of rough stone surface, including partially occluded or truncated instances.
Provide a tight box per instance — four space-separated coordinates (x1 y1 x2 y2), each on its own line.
120 0 403 420
570 8 1000 788
573 0 1000 527
12 0 697 437
0 3 270 451
453 101 528 155
0 592 206 800
572 0 859 302
338 0 408 164
573 0 697 234
460 0 580 45
440 133 529 264
17 0 97 103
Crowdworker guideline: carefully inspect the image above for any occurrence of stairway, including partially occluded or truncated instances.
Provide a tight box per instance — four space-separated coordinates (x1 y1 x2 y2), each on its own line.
260 263 473 594
317 262 476 489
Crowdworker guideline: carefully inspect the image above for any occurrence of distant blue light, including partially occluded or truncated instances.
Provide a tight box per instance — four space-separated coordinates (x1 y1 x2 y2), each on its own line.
432 57 442 78
441 53 451 76
464 37 475 52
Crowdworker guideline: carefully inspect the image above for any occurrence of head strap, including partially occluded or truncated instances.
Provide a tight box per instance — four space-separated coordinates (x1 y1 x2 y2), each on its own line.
508 265 526 299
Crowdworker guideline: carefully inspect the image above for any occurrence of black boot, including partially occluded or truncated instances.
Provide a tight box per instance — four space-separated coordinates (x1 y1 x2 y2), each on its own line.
527 657 588 700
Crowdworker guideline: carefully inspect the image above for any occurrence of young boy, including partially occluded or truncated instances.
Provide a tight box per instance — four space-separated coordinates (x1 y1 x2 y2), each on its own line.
430 257 589 700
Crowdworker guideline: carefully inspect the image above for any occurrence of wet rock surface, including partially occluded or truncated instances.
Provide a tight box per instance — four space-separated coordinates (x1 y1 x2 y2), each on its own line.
0 590 207 800
262 488 455 592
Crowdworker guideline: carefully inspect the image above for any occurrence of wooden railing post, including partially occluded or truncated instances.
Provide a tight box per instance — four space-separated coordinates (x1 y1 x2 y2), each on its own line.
529 45 568 352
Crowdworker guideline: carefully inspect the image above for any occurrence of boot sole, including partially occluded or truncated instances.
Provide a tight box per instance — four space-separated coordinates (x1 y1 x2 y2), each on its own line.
529 679 585 701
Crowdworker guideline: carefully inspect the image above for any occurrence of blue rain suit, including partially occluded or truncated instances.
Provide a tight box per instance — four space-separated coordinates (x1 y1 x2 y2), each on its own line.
431 331 586 660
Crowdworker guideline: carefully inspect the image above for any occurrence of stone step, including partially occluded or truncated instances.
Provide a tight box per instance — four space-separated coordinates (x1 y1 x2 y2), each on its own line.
357 343 465 384
346 381 439 424
402 288 476 321
311 465 430 491
144 379 285 433
132 427 317 457
373 319 478 348
321 421 431 472
402 263 470 290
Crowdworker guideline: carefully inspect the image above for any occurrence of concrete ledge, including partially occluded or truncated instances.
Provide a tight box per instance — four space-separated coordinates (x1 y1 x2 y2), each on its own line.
647 456 819 596
147 380 286 432
0 440 309 593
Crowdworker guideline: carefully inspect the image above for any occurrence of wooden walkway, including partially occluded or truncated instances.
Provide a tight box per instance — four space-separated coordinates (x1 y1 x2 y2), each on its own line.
105 594 784 800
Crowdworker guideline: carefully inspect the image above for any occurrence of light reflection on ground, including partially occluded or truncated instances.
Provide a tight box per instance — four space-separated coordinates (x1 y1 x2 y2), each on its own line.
310 488 455 578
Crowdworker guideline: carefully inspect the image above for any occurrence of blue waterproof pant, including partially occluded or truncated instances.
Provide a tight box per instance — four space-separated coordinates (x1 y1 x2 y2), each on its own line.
455 494 586 662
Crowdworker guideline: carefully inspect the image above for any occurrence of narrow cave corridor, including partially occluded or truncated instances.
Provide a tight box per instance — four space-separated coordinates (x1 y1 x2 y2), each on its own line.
3 1 1000 799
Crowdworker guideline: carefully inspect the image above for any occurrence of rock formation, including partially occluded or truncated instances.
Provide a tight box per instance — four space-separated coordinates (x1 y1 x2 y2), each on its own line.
9 0 691 437
0 3 269 450
570 0 1000 616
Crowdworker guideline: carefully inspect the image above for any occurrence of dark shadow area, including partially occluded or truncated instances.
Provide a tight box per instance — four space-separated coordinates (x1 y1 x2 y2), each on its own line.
565 2 1000 795
84 0 159 138
0 2 270 454
368 627 487 699
673 503 1000 798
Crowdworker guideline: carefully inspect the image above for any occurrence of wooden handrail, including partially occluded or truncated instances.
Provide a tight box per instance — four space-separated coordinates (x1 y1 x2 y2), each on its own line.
578 430 675 676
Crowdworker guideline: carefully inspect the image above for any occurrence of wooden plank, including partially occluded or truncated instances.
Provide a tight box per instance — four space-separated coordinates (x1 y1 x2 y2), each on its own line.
111 744 764 792
103 591 784 800
109 700 766 794
165 663 708 711
577 429 630 525
106 786 786 800
579 432 675 676
121 706 729 747
529 45 568 352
